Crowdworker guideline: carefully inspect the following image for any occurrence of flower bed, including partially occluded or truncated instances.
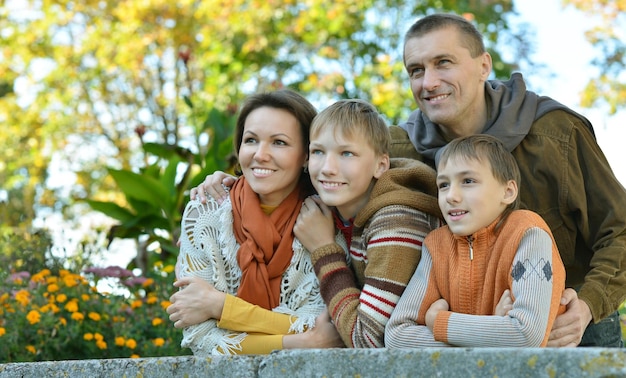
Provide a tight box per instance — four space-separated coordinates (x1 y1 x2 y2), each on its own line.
0 262 190 362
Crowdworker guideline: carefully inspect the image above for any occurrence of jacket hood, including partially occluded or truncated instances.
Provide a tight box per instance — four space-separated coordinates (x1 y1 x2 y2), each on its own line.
354 158 442 227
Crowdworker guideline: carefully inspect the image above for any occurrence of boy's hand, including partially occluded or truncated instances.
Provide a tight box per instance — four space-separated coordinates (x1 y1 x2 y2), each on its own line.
190 171 236 204
294 196 336 252
425 298 449 331
283 311 345 349
495 289 513 316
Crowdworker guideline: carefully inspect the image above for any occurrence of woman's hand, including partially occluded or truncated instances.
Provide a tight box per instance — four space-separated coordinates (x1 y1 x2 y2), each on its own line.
166 276 226 328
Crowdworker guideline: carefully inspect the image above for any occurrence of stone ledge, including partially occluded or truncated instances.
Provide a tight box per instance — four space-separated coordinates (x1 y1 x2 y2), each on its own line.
1 348 625 377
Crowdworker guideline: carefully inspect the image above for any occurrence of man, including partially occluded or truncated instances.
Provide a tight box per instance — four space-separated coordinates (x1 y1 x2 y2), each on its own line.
391 13 625 347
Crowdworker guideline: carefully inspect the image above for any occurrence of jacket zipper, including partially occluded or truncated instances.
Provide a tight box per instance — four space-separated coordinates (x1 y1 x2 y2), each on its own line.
467 236 474 261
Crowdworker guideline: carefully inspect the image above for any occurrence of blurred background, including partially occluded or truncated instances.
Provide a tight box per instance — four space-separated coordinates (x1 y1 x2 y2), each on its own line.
1 0 624 275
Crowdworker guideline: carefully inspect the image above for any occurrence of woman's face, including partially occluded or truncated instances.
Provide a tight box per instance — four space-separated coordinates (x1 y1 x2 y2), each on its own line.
238 106 307 206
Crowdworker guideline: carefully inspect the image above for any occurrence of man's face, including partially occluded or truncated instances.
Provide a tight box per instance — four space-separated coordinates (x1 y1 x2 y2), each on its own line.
404 26 491 136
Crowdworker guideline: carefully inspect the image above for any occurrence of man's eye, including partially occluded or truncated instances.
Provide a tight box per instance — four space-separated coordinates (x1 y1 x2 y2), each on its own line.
410 68 424 78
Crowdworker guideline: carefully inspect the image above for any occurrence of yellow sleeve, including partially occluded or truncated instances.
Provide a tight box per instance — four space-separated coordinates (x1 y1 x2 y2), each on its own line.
217 294 300 334
226 333 284 354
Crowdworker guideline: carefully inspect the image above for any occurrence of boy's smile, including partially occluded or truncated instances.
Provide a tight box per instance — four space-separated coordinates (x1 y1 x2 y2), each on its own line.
308 126 388 220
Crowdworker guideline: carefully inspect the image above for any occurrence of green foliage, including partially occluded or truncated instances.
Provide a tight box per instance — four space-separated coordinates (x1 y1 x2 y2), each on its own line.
0 228 61 275
0 262 190 362
564 0 626 114
85 101 235 270
0 0 526 266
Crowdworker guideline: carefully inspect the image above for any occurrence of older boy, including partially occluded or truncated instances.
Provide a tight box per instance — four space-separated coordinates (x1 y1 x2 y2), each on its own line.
293 99 442 347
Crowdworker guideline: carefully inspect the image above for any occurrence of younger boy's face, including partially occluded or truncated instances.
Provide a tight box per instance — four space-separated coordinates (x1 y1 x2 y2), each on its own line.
308 127 389 220
436 156 516 236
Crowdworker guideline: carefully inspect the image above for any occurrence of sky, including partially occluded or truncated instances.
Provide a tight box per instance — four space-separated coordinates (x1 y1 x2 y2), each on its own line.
514 0 626 186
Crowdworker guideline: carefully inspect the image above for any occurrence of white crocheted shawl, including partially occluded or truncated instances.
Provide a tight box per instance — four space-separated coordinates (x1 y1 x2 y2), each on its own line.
177 196 340 356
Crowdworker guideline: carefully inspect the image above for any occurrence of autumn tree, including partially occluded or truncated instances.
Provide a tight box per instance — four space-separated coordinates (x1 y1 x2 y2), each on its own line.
564 0 626 114
0 0 524 267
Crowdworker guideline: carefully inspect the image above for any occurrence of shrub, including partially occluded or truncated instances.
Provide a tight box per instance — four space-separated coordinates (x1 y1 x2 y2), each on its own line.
0 262 190 362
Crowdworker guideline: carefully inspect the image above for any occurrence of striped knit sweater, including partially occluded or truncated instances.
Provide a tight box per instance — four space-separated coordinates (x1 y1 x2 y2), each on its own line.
310 158 442 348
385 210 566 348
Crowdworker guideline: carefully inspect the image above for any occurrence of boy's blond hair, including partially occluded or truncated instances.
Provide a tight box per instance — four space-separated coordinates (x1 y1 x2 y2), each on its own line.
310 99 390 156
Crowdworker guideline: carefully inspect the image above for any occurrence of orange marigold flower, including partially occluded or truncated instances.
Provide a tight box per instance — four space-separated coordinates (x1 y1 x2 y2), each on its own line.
49 303 61 313
65 300 79 313
59 269 70 277
115 336 125 346
125 338 137 349
71 312 84 321
142 278 155 287
63 274 80 288
1 292 9 302
94 332 104 341
152 338 165 347
31 269 50 283
59 317 67 326
26 310 41 325
160 300 171 310
88 312 101 321
146 296 158 305
131 300 142 309
56 294 67 303
0 327 6 337
26 345 36 354
47 283 60 293
81 294 90 301
130 354 140 359
96 340 107 350
15 290 30 306
46 276 58 284
152 318 163 326
84 333 94 341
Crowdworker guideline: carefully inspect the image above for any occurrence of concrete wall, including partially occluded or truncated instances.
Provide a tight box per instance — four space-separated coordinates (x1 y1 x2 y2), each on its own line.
1 348 625 377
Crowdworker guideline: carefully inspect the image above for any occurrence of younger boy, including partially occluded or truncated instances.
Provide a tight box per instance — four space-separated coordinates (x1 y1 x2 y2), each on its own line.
385 134 566 348
293 99 442 348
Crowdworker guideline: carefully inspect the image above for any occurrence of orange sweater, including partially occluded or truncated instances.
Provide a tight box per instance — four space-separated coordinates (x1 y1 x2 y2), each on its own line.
386 210 566 347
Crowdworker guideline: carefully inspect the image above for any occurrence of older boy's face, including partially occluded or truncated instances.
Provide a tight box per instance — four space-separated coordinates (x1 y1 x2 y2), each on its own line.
436 157 512 236
308 127 388 220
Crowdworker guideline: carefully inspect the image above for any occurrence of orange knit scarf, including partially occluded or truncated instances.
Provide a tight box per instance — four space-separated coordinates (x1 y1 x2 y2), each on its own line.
230 177 303 310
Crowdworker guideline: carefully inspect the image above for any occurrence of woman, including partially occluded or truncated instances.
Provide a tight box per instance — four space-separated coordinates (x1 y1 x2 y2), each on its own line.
166 90 344 355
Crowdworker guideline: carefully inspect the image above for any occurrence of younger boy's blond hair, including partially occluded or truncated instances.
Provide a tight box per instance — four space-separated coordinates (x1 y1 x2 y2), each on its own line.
310 99 390 157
